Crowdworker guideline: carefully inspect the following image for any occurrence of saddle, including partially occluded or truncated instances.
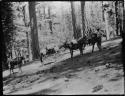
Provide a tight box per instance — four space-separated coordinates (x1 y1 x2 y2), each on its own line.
71 39 78 44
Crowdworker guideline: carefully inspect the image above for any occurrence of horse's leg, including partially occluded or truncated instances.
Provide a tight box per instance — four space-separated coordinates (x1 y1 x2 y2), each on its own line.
84 43 86 49
40 54 43 62
79 47 83 55
97 37 102 51
97 42 102 51
18 63 22 73
8 63 11 75
70 49 73 58
82 44 85 50
12 66 14 74
92 43 95 53
81 48 83 55
20 67 23 73
71 50 73 58
9 68 11 75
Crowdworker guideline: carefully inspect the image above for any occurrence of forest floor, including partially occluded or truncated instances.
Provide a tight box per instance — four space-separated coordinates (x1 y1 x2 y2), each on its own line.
3 38 124 95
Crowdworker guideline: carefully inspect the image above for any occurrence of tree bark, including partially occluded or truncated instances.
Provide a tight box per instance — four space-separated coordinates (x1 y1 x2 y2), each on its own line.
0 18 8 69
48 6 53 34
104 10 110 40
29 2 40 60
81 1 85 37
43 6 45 19
115 1 119 36
23 5 31 61
123 1 125 38
102 1 105 21
71 2 77 39
61 5 66 35
118 1 123 36
122 3 125 64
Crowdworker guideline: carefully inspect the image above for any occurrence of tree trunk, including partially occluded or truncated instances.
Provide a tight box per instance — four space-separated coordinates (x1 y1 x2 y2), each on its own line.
43 6 47 34
29 2 40 60
26 31 31 59
102 1 105 21
71 2 77 39
104 10 110 40
61 5 66 35
43 6 46 19
81 1 85 37
118 1 123 36
23 5 31 61
0 19 8 69
115 1 119 36
122 3 125 63
122 1 124 38
48 6 53 34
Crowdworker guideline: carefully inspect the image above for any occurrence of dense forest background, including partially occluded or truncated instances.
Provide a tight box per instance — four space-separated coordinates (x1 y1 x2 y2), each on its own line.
1 1 124 69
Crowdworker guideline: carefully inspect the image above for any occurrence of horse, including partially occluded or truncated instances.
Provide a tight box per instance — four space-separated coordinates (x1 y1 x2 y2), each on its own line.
40 45 59 63
62 36 87 58
8 56 25 75
89 33 102 53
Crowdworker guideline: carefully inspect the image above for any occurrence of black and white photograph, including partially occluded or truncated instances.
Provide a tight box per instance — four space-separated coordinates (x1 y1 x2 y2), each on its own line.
1 1 124 95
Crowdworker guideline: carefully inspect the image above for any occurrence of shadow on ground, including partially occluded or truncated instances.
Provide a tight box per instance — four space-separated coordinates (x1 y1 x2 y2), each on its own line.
45 42 122 75
29 87 58 95
3 41 123 95
29 42 123 94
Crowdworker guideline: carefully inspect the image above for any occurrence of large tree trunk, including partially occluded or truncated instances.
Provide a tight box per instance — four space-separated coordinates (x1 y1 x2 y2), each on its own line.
81 1 85 37
115 1 119 36
23 5 31 61
26 31 31 60
104 10 110 40
43 6 46 19
43 5 47 35
122 3 125 64
29 2 40 60
48 6 53 34
102 1 105 21
0 19 8 70
118 1 123 36
61 5 66 36
71 2 77 39
122 1 124 37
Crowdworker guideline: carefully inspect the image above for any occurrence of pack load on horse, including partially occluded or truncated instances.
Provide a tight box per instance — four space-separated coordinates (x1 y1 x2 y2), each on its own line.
62 36 87 58
46 44 56 55
40 44 59 63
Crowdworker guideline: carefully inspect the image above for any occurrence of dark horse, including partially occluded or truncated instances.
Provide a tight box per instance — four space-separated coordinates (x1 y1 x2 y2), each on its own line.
8 56 25 75
62 36 87 58
46 47 56 55
40 45 57 63
89 33 102 53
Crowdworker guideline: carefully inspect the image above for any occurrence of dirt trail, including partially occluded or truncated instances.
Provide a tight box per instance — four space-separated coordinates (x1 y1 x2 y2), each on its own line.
3 38 124 95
